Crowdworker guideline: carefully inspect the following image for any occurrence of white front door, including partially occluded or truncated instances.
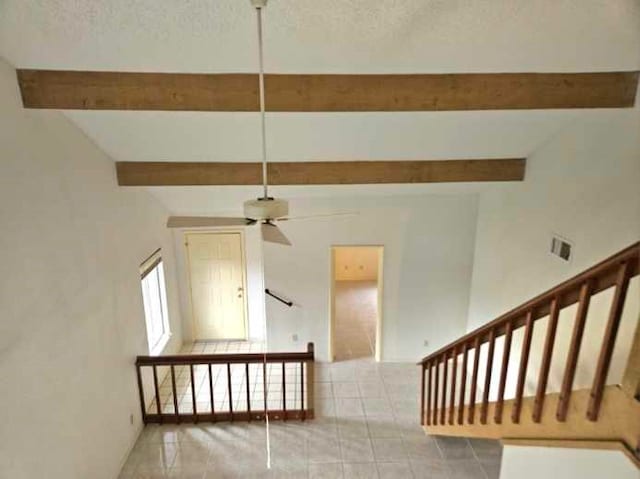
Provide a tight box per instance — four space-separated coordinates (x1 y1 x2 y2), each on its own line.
186 232 247 340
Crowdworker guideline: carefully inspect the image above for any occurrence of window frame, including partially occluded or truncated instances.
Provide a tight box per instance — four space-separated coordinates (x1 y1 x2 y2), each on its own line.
140 249 171 355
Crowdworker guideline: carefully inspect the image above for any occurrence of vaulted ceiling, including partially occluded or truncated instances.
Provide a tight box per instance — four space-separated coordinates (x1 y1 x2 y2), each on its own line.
1 0 639 214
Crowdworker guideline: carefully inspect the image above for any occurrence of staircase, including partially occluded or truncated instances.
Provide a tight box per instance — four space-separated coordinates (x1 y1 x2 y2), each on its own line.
418 243 640 466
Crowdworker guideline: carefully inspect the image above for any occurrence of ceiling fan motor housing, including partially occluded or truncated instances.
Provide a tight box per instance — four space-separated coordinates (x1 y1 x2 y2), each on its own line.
244 197 288 220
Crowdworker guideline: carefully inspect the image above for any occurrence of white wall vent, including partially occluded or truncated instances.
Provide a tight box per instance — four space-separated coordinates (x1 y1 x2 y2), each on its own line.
551 236 573 262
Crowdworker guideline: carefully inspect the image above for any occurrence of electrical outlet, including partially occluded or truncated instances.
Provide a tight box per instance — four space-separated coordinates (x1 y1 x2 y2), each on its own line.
292 334 299 342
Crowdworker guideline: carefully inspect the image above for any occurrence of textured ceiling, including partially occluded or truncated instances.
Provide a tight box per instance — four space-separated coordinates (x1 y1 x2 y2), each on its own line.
1 0 639 211
1 0 639 72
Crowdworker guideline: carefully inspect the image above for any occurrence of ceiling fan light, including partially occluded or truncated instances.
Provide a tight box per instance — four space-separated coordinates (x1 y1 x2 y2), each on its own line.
244 197 289 220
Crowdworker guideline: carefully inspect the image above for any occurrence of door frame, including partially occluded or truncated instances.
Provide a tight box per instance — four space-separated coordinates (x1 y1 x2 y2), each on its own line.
184 229 249 341
329 245 384 362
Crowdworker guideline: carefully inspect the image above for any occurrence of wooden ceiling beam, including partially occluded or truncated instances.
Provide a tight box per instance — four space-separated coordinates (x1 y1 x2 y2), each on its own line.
17 70 638 111
115 159 526 186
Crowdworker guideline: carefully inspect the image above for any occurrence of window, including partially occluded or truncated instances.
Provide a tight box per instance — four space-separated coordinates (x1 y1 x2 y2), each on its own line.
140 249 171 355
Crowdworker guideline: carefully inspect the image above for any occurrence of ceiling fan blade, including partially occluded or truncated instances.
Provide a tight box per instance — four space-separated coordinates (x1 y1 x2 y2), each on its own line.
261 222 292 246
167 216 253 228
275 212 359 222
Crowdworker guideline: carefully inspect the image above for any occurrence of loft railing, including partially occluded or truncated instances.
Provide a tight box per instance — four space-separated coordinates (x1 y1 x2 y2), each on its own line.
419 243 639 429
136 343 315 424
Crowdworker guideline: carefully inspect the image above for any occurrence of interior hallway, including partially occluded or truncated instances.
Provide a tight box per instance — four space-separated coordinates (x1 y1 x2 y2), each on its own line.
334 281 378 361
122 356 502 478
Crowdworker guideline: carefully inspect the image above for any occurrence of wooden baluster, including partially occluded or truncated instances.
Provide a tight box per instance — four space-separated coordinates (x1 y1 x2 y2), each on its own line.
532 297 561 423
494 321 513 424
301 361 306 420
457 344 468 425
227 363 233 420
449 348 458 425
136 365 147 424
433 357 440 425
282 362 287 420
208 364 215 421
152 365 162 419
420 362 426 426
557 282 591 421
263 361 268 420
512 311 534 424
440 353 448 425
426 361 432 426
588 262 631 421
190 364 197 422
171 365 179 422
468 336 481 424
246 363 252 421
480 329 496 424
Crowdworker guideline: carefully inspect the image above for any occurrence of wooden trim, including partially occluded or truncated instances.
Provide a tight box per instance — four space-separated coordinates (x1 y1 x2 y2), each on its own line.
152 365 161 416
440 354 448 425
144 409 313 423
115 159 526 186
449 348 458 425
426 362 432 426
495 321 513 424
588 262 632 421
136 365 146 424
421 243 640 363
306 343 315 415
458 344 468 425
18 70 639 111
512 311 534 424
469 336 481 424
136 350 313 366
557 282 592 421
532 297 561 423
172 365 180 421
425 385 640 462
481 329 496 425
189 364 197 420
433 357 440 425
421 363 426 426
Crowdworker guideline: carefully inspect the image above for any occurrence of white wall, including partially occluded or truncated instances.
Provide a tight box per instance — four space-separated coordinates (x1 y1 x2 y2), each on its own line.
173 226 266 342
262 194 478 362
465 105 640 401
0 58 183 479
500 445 638 479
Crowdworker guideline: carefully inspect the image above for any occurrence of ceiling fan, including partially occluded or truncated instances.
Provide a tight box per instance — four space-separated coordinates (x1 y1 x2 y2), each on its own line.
167 0 354 246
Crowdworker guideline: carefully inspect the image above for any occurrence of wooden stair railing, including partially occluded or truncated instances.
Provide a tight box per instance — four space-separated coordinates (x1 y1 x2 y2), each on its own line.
136 342 315 424
419 243 640 457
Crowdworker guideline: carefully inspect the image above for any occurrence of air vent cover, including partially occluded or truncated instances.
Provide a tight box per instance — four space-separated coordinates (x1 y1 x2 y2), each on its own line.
551 236 572 261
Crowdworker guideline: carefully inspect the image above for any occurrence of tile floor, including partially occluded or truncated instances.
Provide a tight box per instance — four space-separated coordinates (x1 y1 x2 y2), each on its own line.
123 352 502 478
333 281 378 361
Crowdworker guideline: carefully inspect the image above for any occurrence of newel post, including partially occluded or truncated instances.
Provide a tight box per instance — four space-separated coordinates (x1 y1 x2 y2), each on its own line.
306 342 315 418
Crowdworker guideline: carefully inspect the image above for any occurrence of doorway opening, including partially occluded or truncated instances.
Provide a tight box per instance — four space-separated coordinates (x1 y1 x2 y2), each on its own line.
330 245 383 362
185 231 248 341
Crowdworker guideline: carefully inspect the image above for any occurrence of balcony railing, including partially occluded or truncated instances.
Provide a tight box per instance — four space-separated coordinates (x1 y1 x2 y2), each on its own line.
136 342 315 424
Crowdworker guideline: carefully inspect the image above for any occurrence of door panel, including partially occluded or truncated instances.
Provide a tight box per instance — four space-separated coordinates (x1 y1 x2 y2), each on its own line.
186 232 247 340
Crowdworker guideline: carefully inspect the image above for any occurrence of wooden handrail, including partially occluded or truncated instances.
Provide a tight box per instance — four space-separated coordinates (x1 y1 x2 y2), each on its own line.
136 342 315 425
419 242 639 442
136 350 313 366
420 242 639 365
